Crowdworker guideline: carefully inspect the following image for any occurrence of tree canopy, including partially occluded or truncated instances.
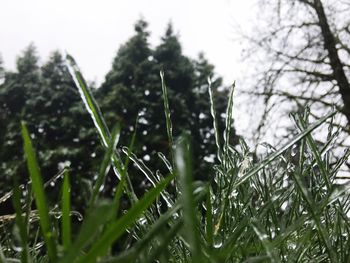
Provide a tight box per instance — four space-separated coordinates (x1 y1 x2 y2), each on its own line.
239 0 350 146
0 19 236 210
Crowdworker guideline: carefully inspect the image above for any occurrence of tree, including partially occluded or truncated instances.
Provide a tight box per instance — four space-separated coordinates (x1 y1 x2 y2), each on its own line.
35 51 98 206
0 48 97 211
239 0 350 144
0 44 42 197
98 20 236 187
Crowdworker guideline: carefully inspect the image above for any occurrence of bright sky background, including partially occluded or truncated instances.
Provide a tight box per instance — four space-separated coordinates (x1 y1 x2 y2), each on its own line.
0 0 254 86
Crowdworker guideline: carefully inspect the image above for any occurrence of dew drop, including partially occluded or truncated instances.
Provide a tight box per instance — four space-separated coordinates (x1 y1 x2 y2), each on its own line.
291 144 298 157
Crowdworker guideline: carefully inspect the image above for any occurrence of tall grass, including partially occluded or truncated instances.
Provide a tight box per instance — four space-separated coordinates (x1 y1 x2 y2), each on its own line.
0 55 349 262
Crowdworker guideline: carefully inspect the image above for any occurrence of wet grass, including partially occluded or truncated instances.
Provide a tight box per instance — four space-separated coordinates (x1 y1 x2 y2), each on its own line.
0 55 350 262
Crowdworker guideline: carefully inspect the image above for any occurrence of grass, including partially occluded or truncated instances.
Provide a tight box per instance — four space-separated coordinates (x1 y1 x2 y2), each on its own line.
0 54 350 262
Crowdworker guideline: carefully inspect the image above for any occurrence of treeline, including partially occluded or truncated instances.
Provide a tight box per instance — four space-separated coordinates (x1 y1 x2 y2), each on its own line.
0 19 236 211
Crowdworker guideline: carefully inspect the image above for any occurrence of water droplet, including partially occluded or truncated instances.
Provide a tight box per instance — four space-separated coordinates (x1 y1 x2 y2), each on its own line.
53 213 62 219
34 241 45 250
138 217 147 225
172 213 179 220
287 163 295 173
281 201 288 211
213 235 223 248
291 144 298 157
72 211 83 221
11 243 23 252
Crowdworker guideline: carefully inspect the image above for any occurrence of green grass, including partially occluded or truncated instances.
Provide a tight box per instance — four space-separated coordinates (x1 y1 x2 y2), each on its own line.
0 55 349 262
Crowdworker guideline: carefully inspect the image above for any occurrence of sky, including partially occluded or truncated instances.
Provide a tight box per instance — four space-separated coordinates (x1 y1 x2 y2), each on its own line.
0 0 254 86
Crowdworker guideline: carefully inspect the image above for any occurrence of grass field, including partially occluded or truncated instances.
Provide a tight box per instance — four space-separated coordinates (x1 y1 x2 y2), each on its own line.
0 55 349 262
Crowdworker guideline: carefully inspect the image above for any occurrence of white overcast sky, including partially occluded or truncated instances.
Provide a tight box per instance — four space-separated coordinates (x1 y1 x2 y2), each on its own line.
0 0 255 86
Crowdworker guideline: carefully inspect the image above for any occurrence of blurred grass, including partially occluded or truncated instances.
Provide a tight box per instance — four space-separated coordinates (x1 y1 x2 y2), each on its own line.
0 55 349 262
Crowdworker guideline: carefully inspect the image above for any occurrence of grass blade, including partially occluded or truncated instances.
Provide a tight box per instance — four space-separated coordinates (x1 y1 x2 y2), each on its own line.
21 121 57 262
251 219 279 263
66 53 137 203
66 54 110 148
12 174 29 263
223 83 235 156
208 77 222 163
144 220 183 263
61 170 71 250
60 201 115 263
233 110 337 189
89 124 121 208
205 186 214 247
175 135 202 261
76 174 174 263
160 71 175 168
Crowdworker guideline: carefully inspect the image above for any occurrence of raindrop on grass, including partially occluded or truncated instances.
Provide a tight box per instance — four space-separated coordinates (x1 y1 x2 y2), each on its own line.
213 235 223 248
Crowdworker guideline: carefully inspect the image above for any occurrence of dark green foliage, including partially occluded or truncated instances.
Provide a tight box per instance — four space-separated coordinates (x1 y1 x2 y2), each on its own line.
0 44 42 197
97 20 234 191
0 19 233 217
0 46 97 212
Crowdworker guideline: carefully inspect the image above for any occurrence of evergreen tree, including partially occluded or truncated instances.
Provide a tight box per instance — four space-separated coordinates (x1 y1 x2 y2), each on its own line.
0 44 41 197
154 27 237 177
97 19 158 194
98 20 237 184
0 48 97 210
36 51 97 206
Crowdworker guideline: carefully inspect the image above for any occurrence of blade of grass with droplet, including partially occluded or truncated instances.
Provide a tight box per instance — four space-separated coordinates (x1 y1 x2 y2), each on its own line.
251 219 279 263
122 148 174 207
21 121 57 262
205 186 214 247
102 202 183 263
66 54 136 203
75 174 174 263
144 220 183 263
291 230 313 262
106 187 207 263
289 150 337 262
60 201 115 263
12 173 30 263
157 152 173 173
66 54 110 148
175 135 202 261
61 170 71 251
292 113 331 190
208 77 222 163
223 83 235 157
215 218 248 261
112 119 138 218
233 110 336 189
89 124 121 208
160 71 174 168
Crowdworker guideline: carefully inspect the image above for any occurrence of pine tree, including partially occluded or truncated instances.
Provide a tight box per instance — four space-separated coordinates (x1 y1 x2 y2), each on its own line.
0 48 97 209
98 20 237 184
0 44 42 200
